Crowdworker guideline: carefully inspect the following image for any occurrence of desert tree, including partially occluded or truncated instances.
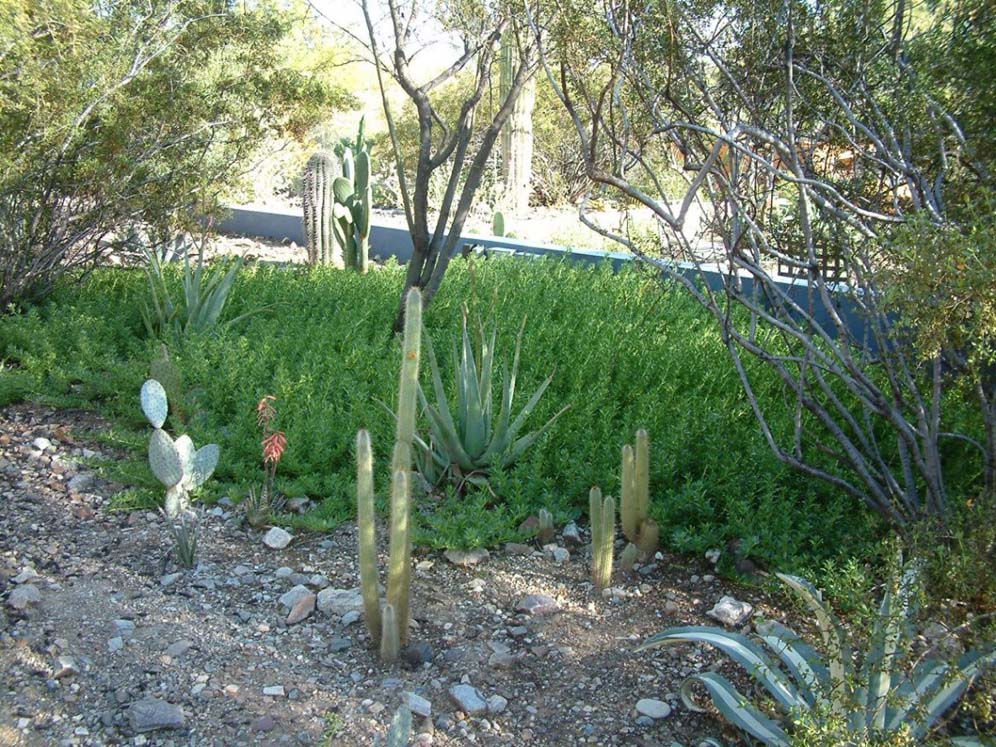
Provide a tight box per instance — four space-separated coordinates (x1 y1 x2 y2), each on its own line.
349 0 541 325
0 0 347 309
531 0 995 530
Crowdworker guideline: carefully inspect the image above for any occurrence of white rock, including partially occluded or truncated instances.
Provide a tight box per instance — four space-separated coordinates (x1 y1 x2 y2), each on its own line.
444 549 490 567
706 595 754 627
32 437 53 451
12 567 40 584
635 698 672 719
705 548 722 564
448 684 487 716
262 685 285 697
263 527 292 549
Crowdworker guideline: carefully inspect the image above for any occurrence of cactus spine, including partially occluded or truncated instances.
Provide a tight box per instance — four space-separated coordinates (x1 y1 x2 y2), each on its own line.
141 379 219 518
621 428 658 561
589 487 615 589
355 288 422 662
302 151 340 266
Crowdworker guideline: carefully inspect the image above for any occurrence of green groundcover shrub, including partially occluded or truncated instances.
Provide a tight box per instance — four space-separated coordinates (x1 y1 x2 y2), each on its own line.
0 257 885 570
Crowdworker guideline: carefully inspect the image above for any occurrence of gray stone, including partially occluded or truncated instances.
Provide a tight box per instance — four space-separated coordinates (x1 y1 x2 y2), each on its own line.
328 637 352 653
164 640 194 658
405 692 432 719
486 695 508 715
53 656 79 679
402 642 434 667
340 610 362 627
113 619 136 638
448 684 487 716
308 573 330 589
444 549 490 567
160 573 182 587
262 685 285 697
635 698 671 719
706 596 754 627
316 587 364 616
7 584 41 609
279 584 312 609
32 437 53 451
286 593 316 625
514 594 559 616
561 522 582 546
108 636 124 652
545 547 570 564
274 566 294 579
705 548 722 564
503 543 533 556
12 567 40 584
67 473 96 494
252 715 276 733
128 698 185 733
263 526 292 550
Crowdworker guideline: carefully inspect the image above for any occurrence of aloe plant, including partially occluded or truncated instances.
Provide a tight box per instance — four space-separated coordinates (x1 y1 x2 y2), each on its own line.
141 379 219 518
356 287 422 663
637 564 996 746
415 312 568 489
141 234 255 339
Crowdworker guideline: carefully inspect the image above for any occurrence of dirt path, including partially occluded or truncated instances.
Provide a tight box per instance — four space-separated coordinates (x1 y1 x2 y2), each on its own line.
1 404 779 747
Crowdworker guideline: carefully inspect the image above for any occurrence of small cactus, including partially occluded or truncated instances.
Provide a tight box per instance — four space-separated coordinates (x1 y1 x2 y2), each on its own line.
619 542 639 572
492 210 506 237
620 428 657 559
589 487 615 589
537 508 554 545
356 288 422 662
141 379 219 518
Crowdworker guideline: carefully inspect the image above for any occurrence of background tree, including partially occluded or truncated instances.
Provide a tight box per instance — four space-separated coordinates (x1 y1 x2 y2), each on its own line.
0 0 349 309
533 0 995 530
357 0 541 325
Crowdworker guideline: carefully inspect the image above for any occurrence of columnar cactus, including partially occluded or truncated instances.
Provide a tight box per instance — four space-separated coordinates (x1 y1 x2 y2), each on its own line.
621 428 658 560
302 151 340 267
141 379 219 518
332 139 372 273
356 287 422 662
589 487 615 589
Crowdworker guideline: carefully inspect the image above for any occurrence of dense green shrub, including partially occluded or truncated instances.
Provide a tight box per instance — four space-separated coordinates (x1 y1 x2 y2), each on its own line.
0 257 886 569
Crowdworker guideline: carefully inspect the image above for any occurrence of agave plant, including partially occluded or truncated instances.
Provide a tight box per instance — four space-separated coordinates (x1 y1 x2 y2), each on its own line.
415 312 569 489
637 565 995 746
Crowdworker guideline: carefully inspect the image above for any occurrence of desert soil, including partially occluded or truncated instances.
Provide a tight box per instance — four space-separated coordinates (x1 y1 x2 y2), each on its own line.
0 402 788 747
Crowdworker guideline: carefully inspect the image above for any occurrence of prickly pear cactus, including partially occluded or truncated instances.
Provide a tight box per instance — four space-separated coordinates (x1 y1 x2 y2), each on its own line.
141 379 219 518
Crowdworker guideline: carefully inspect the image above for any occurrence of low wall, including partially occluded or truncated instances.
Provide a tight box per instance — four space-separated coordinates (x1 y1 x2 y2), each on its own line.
219 205 868 342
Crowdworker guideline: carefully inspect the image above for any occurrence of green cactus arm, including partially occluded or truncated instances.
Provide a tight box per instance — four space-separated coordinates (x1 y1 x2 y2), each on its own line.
621 443 637 542
149 428 183 487
356 429 382 643
385 466 411 648
635 429 650 528
395 288 422 454
380 602 400 664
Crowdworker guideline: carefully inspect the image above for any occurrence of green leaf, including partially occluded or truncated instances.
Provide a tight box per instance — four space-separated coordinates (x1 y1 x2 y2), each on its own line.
680 672 791 747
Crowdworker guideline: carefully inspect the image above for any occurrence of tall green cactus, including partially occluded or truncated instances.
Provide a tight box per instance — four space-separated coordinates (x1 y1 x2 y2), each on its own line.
620 428 658 560
302 151 339 266
332 118 372 273
141 379 219 518
356 287 422 662
589 487 615 589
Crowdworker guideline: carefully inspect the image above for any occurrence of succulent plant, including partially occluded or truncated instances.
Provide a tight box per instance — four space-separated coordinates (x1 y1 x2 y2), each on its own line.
302 151 339 266
537 508 555 545
589 487 615 589
638 562 996 747
621 428 657 560
492 210 506 237
415 312 568 490
356 287 422 663
141 379 219 518
619 542 639 572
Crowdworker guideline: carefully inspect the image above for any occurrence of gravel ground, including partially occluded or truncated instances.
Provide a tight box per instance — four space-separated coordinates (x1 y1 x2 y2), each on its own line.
0 403 791 747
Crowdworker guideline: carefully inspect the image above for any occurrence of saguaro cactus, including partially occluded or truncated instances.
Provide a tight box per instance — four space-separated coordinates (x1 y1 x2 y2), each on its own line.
302 151 341 267
356 287 422 662
620 428 658 561
141 379 219 518
589 487 615 589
